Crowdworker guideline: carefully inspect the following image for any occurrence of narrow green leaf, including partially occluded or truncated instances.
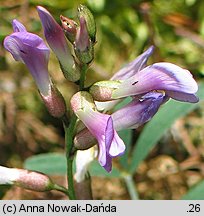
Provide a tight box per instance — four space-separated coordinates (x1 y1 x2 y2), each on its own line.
182 180 204 200
24 152 121 178
129 82 204 174
24 153 67 175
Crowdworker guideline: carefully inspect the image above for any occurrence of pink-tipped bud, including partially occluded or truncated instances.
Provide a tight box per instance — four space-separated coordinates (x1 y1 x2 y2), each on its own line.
74 17 94 64
75 17 90 52
70 91 95 114
40 82 66 118
16 170 54 192
0 166 54 192
60 15 78 43
89 80 121 101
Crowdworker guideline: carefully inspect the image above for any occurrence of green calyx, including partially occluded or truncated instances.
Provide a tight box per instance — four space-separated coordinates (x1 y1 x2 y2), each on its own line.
77 4 96 43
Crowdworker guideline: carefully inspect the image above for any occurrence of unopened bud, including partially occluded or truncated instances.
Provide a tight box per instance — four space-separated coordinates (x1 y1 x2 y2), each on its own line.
74 128 96 150
74 174 93 200
0 166 54 192
40 82 66 118
16 170 54 192
89 80 121 101
37 6 80 82
60 15 78 43
77 4 96 43
75 17 94 64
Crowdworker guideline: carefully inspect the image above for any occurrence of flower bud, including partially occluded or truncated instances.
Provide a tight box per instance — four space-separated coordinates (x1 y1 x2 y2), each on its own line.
16 170 54 192
74 128 97 150
74 174 93 200
40 82 67 118
74 17 94 64
89 80 121 101
77 4 96 43
60 15 78 44
0 166 54 192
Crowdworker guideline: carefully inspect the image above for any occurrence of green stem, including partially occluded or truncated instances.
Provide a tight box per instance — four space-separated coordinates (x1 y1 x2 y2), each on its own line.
62 62 88 199
60 112 69 128
123 174 139 200
79 64 88 90
53 184 69 196
64 114 77 200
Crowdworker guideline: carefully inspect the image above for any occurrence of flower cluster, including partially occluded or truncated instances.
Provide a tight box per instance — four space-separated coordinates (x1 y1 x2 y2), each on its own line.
75 46 198 171
3 5 198 174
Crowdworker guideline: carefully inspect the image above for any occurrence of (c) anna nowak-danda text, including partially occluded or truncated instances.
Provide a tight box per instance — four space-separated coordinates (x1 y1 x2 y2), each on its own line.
17 203 117 213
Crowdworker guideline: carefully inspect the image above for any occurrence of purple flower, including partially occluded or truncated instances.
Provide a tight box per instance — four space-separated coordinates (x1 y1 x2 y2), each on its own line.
112 91 168 131
77 109 125 172
73 92 166 153
95 46 154 111
37 6 80 81
111 46 154 80
112 62 198 103
4 19 66 118
71 92 125 172
4 19 50 96
12 19 27 32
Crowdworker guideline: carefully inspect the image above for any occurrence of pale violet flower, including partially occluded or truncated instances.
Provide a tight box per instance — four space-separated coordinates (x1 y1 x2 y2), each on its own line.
112 62 198 103
71 92 125 172
4 19 50 96
95 46 155 111
4 19 66 118
112 91 167 131
111 46 154 80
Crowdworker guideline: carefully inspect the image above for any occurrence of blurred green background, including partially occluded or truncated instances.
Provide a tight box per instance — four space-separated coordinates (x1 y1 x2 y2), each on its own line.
0 0 204 199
